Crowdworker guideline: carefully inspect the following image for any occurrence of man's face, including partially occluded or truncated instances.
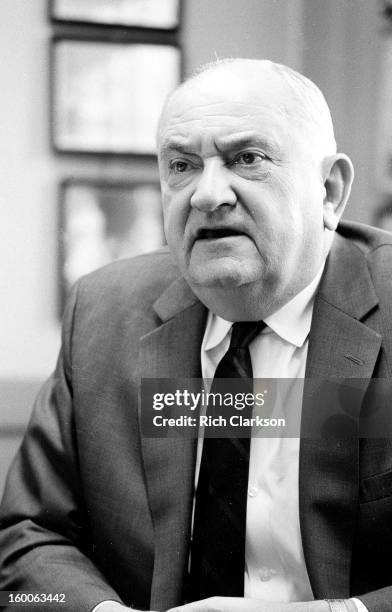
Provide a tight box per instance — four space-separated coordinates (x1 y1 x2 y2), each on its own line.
158 69 328 311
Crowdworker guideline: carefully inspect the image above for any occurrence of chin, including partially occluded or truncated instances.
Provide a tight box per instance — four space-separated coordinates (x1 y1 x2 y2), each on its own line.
186 261 259 288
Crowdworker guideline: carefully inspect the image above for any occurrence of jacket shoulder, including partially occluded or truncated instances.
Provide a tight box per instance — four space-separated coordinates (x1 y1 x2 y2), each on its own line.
67 248 182 326
337 221 392 293
337 219 392 287
337 219 392 254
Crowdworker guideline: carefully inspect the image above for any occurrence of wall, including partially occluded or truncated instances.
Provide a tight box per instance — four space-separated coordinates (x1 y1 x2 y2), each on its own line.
0 1 58 381
301 0 385 224
0 0 56 492
0 0 387 493
182 0 304 73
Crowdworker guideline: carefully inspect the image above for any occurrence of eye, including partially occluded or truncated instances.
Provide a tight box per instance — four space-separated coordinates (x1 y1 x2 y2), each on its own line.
232 151 267 166
169 160 190 174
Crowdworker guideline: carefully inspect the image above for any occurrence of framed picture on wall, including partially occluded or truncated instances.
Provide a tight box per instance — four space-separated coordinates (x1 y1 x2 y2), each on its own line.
51 38 181 155
50 0 180 30
58 178 165 312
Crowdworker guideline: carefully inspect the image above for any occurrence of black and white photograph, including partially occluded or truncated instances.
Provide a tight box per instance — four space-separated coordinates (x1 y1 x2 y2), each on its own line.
1 2 392 612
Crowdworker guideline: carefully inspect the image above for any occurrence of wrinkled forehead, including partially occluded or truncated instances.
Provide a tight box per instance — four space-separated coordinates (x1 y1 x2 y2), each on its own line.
158 69 310 145
158 66 306 148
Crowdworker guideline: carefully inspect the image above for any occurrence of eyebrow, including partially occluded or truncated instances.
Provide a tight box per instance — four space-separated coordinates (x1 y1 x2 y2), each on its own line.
159 137 197 158
159 131 281 159
215 132 281 156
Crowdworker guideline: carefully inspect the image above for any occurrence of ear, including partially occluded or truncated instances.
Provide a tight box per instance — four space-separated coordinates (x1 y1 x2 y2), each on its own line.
322 154 354 231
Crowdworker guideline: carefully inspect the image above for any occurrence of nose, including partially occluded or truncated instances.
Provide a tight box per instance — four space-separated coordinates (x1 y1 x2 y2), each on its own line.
190 159 237 212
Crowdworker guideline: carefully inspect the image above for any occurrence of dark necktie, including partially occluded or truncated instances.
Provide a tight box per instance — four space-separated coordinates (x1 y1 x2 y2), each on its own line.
188 320 265 601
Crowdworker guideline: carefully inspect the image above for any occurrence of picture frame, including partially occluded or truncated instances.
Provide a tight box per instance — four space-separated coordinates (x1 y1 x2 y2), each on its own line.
51 37 181 155
50 0 181 31
58 178 165 312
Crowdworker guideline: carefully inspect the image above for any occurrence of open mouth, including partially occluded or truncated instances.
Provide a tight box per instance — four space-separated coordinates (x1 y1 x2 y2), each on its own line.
196 228 245 240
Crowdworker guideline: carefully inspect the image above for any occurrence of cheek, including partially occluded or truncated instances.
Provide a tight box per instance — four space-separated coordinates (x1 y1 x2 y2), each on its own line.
161 193 188 246
241 173 294 210
238 179 294 234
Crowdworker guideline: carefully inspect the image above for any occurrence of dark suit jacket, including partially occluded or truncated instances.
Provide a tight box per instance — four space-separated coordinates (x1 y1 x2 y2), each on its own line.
1 221 392 612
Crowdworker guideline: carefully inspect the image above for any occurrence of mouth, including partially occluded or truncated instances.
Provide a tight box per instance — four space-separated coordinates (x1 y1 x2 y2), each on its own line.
195 227 246 241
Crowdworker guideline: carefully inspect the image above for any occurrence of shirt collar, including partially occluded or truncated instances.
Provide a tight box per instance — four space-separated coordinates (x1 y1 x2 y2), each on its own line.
203 264 325 352
263 264 324 347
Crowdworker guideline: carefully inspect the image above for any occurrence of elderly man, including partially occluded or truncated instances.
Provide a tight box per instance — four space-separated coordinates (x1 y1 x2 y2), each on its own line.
1 59 392 612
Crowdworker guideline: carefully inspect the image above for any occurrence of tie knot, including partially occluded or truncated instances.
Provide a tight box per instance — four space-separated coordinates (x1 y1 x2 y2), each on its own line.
229 321 265 349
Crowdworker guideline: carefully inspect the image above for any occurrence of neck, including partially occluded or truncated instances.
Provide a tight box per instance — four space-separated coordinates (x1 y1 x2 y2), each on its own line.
189 282 292 322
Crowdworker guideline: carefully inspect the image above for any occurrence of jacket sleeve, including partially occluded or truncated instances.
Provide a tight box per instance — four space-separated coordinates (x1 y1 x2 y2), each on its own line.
0 283 124 612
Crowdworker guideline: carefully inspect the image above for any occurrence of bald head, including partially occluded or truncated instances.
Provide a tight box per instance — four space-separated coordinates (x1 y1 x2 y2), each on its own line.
158 58 336 159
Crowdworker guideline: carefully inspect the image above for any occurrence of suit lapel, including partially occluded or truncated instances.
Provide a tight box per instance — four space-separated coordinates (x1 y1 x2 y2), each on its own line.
138 278 207 610
300 234 382 598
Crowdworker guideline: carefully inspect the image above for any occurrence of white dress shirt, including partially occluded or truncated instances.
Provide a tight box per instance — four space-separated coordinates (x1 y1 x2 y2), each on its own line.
200 269 367 612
